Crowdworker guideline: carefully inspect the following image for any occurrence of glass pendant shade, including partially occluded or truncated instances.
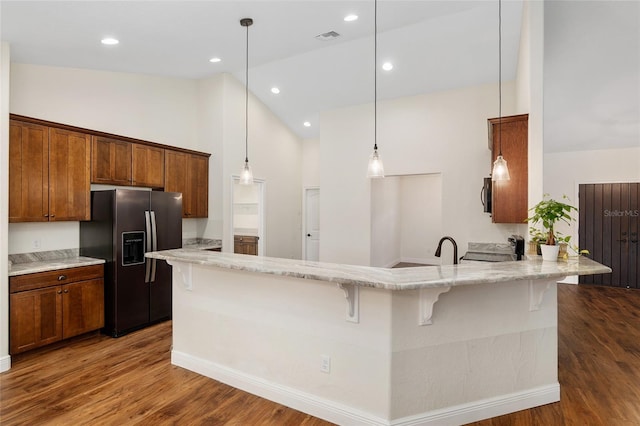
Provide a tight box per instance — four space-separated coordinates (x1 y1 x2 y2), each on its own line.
491 155 510 181
240 160 254 185
367 149 385 178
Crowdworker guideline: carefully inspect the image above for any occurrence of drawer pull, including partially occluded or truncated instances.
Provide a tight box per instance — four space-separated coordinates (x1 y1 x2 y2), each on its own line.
57 290 62 294
58 275 67 281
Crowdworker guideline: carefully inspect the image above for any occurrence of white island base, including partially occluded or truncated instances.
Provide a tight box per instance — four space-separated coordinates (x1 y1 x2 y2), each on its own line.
145 251 610 425
141 251 615 425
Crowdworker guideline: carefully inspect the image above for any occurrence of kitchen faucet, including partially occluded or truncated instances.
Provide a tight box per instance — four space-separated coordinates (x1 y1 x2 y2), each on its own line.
435 236 459 265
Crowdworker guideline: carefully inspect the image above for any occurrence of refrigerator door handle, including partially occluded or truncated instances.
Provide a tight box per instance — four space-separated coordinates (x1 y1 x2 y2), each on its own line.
145 210 152 283
150 210 158 282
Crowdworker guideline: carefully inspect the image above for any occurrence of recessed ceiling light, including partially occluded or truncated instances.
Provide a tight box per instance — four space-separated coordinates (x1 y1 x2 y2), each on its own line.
209 57 221 63
271 87 280 94
101 37 119 46
344 14 358 22
303 121 311 127
382 62 394 71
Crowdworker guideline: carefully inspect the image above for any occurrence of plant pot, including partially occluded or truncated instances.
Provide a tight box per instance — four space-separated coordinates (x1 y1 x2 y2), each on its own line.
558 243 568 259
540 244 560 261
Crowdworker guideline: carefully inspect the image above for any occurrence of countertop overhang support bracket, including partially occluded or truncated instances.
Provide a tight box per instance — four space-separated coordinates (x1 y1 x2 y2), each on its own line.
528 278 560 311
418 286 451 325
337 283 359 323
167 260 193 291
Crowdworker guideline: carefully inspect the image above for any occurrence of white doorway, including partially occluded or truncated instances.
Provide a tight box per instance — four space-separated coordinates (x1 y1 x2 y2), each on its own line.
230 177 265 256
303 187 320 261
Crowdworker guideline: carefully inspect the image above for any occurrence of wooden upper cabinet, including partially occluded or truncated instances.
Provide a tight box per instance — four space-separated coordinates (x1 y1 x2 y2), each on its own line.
9 120 49 222
9 120 91 222
190 155 209 218
488 114 528 224
48 128 92 221
91 136 132 185
165 150 209 218
132 143 165 188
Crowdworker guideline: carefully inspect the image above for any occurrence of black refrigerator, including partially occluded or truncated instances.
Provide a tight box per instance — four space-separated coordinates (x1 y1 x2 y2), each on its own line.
80 189 182 337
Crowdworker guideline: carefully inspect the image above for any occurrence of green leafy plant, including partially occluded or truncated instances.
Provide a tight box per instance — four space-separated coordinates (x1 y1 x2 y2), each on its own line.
527 194 577 246
529 226 547 244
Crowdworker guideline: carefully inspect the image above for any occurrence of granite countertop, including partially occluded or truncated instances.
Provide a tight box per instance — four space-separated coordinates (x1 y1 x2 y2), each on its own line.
182 238 222 250
146 249 612 291
9 249 105 277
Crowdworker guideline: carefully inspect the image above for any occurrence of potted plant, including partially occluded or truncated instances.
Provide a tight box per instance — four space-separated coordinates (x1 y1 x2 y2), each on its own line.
527 194 577 261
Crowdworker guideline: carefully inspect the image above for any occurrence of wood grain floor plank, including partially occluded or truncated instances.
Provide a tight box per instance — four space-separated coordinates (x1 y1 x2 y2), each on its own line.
2 283 640 425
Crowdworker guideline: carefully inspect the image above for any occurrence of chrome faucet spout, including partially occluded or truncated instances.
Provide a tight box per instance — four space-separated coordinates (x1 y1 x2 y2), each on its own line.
435 236 459 265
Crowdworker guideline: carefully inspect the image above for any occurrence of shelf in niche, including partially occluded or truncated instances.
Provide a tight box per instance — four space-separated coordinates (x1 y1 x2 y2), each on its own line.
233 203 258 214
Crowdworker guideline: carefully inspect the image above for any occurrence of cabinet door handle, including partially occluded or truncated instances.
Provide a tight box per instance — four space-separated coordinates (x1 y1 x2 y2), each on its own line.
57 290 62 294
44 214 49 217
63 289 69 294
307 234 311 237
50 214 55 218
58 275 67 281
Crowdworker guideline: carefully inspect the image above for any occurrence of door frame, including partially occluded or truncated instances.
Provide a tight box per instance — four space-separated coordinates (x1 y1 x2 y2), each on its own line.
302 186 320 261
229 176 266 256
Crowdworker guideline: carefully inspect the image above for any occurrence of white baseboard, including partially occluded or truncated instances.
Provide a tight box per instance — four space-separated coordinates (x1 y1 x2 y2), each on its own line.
0 354 11 373
172 351 386 425
172 350 559 426
391 384 560 425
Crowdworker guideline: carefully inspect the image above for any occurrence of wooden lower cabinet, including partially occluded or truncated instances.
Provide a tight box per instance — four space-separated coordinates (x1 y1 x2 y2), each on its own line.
9 286 62 354
234 235 258 256
9 265 104 355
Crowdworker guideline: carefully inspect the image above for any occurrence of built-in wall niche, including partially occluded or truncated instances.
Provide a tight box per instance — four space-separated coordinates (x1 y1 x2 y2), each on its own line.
232 182 260 236
370 174 443 268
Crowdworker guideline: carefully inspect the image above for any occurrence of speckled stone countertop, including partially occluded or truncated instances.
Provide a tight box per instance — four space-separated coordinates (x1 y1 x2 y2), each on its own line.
182 238 222 250
8 249 105 277
146 249 611 291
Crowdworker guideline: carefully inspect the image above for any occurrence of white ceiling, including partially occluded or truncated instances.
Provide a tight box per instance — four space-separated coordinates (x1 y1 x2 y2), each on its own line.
1 0 524 140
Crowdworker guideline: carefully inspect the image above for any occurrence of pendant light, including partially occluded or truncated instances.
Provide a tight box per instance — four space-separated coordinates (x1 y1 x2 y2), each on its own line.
491 0 510 182
367 0 384 178
239 18 254 185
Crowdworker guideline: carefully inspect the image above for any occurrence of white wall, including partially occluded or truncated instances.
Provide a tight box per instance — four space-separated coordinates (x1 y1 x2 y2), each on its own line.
400 174 443 265
10 63 199 148
302 138 320 188
518 1 545 220
544 147 640 249
195 74 225 240
8 66 303 259
8 63 201 254
370 174 443 267
320 82 526 266
220 74 302 259
1 42 11 371
370 178 401 268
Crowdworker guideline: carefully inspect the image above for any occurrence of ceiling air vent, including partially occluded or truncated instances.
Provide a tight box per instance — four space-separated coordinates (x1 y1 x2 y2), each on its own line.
315 31 340 41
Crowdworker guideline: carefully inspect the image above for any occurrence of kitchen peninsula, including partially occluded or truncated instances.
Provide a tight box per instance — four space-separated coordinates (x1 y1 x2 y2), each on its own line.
146 249 610 425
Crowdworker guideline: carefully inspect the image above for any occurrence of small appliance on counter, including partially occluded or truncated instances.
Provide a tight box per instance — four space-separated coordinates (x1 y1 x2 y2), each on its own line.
461 235 525 262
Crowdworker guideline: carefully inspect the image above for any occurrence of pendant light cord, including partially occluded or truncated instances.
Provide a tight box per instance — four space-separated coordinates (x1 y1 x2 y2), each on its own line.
245 21 250 163
374 0 378 151
498 0 502 157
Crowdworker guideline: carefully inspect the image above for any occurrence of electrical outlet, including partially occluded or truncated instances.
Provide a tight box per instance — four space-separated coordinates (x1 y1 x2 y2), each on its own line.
32 239 41 249
320 355 331 373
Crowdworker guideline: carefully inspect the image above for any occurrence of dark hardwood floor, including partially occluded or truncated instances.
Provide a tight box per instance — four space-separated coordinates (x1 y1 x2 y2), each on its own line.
1 283 639 425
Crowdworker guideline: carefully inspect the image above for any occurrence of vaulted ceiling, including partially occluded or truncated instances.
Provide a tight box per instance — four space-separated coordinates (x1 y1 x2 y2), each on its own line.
1 1 523 140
